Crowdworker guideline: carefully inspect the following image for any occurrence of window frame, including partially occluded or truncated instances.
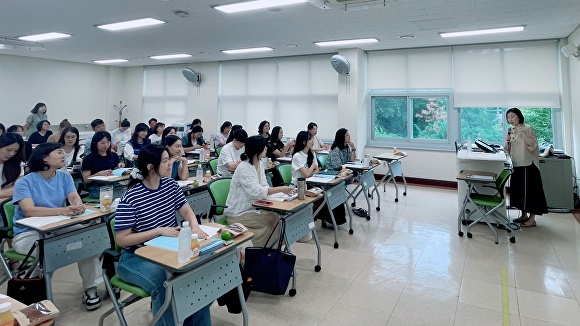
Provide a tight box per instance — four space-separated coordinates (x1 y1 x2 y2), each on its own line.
368 89 457 151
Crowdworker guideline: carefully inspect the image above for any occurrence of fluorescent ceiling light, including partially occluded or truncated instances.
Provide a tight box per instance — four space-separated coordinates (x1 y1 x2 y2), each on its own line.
97 18 165 31
440 26 525 38
150 54 191 60
93 59 129 64
18 32 71 42
215 0 307 13
222 47 273 54
314 38 379 47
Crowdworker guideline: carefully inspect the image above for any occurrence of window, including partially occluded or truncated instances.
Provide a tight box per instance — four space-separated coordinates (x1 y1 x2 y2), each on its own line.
369 90 456 150
460 107 554 144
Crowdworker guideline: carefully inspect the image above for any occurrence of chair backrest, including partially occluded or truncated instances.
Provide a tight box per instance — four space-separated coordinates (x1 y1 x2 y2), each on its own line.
208 178 232 216
105 214 120 252
209 158 218 175
276 164 293 185
317 153 328 169
0 199 15 238
215 147 222 156
495 169 512 198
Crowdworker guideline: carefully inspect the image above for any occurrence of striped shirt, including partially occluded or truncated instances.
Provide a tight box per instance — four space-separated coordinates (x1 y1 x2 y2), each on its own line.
115 177 187 233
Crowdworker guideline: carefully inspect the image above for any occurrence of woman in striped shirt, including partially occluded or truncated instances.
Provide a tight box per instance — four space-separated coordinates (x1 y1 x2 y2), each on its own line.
115 144 210 326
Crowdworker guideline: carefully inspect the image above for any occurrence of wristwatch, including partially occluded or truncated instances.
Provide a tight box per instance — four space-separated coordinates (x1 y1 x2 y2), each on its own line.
351 148 356 151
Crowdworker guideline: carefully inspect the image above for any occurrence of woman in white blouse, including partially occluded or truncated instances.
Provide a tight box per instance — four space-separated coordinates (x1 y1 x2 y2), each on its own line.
224 136 293 247
291 131 319 185
57 127 81 171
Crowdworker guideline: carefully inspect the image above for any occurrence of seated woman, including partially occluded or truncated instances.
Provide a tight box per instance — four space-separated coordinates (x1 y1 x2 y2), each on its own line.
12 143 103 311
214 121 232 148
224 136 293 247
124 123 151 167
57 127 81 171
327 128 356 170
81 131 125 198
182 125 207 153
161 126 177 141
258 120 270 139
226 125 243 144
0 133 25 198
28 120 53 146
307 122 329 153
148 121 165 144
162 135 189 181
266 126 295 161
291 131 319 185
115 144 210 326
7 125 32 160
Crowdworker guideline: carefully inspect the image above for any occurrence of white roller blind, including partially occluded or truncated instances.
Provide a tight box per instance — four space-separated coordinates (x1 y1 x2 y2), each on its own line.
219 55 338 139
142 65 188 124
368 47 453 89
278 55 338 139
453 41 560 107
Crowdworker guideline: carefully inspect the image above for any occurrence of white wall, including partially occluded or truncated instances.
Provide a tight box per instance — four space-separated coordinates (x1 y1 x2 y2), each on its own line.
0 54 129 130
566 26 580 184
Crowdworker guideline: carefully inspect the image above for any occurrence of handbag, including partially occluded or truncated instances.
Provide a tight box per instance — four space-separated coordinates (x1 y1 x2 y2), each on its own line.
216 262 253 314
244 220 296 295
7 242 47 305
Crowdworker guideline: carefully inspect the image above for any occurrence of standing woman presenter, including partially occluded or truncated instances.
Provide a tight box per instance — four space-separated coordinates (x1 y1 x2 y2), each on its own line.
505 108 547 227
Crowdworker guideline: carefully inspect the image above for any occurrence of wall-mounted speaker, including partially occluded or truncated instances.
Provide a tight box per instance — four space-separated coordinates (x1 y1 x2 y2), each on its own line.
561 43 579 58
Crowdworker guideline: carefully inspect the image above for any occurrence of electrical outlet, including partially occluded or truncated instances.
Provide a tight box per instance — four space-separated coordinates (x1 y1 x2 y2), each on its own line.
382 161 387 167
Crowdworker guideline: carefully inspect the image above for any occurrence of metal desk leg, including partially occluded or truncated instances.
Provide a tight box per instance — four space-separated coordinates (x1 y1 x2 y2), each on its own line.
382 160 406 202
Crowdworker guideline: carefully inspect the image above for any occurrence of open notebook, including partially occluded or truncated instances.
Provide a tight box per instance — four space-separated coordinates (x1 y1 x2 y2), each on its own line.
266 191 298 202
144 225 221 252
88 168 131 181
15 209 97 228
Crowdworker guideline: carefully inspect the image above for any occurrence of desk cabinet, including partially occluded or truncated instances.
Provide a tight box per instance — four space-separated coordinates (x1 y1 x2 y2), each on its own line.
538 157 574 211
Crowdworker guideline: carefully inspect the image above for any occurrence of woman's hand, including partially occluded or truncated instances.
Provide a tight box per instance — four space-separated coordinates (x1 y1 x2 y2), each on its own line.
157 227 181 237
347 140 355 148
191 225 209 239
98 169 113 176
66 204 86 216
278 186 294 195
118 162 125 168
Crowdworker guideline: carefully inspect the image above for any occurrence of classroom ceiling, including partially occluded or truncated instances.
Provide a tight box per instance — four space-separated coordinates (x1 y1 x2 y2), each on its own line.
1 0 579 67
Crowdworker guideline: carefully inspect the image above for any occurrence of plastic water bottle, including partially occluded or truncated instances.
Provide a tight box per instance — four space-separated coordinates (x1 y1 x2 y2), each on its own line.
467 136 472 152
362 154 370 167
178 221 193 263
199 148 205 162
196 165 203 183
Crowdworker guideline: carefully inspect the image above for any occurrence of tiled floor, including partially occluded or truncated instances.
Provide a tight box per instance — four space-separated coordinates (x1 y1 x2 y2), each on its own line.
3 184 580 325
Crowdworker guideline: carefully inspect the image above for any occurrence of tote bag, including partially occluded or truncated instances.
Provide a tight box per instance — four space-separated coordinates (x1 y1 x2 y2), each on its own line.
244 220 296 295
7 242 47 305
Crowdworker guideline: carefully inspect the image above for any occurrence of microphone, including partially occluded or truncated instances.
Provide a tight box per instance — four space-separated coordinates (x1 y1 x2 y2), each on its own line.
507 127 512 135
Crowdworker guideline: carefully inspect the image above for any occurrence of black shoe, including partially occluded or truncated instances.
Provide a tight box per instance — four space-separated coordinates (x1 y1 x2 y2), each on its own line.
83 287 102 311
321 221 335 230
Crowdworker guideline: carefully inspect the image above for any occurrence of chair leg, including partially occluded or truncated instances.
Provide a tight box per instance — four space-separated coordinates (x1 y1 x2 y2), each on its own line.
100 271 129 326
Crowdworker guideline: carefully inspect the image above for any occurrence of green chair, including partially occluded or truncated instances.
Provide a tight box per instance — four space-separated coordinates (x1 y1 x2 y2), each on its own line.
77 182 100 203
465 169 516 244
207 177 232 225
317 153 328 170
99 214 150 326
215 147 223 156
209 158 219 175
276 164 293 186
0 199 36 284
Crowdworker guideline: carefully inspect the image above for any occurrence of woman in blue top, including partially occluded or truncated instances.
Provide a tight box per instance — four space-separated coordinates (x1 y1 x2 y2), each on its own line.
162 135 188 180
11 142 103 310
81 131 125 198
115 144 210 326
124 123 151 167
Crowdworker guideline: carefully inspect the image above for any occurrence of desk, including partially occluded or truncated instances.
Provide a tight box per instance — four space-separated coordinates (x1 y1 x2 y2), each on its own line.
0 294 55 325
374 152 408 202
135 225 253 326
14 204 111 301
456 149 509 218
87 174 130 199
345 163 381 220
254 195 323 296
178 179 213 221
307 174 353 249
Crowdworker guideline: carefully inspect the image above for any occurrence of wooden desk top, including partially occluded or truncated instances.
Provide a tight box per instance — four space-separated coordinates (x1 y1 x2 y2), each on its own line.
0 295 54 326
306 173 352 186
374 152 408 161
457 170 497 182
15 204 110 233
135 222 253 272
253 194 322 213
88 174 130 183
